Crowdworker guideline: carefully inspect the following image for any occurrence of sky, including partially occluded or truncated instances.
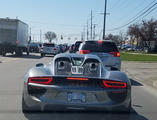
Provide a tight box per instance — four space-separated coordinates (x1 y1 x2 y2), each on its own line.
0 0 157 44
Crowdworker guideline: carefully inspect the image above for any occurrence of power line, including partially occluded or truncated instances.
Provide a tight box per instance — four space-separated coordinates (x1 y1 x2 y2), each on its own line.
141 6 157 19
107 1 157 31
123 0 156 23
112 0 156 24
21 19 83 28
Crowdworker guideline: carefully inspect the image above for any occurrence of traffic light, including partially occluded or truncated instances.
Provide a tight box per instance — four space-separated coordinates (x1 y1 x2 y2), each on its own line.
61 35 63 40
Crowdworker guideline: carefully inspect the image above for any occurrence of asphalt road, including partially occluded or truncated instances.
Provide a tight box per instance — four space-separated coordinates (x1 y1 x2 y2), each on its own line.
0 54 157 120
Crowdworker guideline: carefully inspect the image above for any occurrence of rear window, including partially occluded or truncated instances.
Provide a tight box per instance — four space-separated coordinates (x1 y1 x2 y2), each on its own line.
29 43 39 47
80 41 118 53
43 43 55 47
75 41 82 47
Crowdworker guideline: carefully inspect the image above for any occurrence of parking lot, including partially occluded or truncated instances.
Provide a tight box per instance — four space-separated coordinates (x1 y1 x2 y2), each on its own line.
0 53 157 120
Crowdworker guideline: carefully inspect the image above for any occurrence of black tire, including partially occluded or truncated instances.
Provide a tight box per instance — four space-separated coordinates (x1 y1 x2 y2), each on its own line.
27 51 30 55
22 96 41 113
125 101 131 113
15 49 23 56
2 52 6 56
41 53 45 57
112 101 131 114
22 96 32 113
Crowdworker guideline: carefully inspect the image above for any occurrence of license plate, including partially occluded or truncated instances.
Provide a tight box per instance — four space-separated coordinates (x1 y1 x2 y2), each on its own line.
68 93 86 102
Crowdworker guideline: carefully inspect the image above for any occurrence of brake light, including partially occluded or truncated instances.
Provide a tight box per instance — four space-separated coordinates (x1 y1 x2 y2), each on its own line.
67 77 88 81
28 77 53 85
16 40 19 44
103 80 127 88
54 48 57 50
110 52 120 57
79 50 91 54
98 40 103 44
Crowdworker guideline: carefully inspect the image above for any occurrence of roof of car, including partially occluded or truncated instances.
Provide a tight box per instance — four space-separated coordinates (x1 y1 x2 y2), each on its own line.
85 40 114 42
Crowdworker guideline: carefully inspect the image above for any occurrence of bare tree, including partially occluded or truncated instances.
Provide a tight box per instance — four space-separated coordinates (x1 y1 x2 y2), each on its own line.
105 34 121 45
45 31 56 43
128 19 157 50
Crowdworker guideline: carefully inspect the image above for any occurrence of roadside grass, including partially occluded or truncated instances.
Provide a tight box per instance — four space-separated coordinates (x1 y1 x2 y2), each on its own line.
121 52 157 62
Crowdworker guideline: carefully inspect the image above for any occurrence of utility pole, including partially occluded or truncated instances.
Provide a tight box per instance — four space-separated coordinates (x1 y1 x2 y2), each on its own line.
91 10 93 40
87 20 89 40
40 30 42 43
83 26 86 41
103 0 107 40
93 24 97 40
81 32 84 41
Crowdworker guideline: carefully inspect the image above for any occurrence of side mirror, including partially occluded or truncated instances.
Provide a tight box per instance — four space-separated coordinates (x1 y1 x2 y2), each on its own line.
36 63 44 67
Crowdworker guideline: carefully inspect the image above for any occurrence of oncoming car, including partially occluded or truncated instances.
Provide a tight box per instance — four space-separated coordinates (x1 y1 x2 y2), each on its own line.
22 53 131 113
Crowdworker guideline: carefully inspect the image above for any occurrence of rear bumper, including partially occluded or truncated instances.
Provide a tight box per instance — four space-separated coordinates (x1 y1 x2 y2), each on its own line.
23 85 131 112
41 51 58 55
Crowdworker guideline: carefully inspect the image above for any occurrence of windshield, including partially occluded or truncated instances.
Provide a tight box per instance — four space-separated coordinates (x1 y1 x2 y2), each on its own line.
1 0 157 120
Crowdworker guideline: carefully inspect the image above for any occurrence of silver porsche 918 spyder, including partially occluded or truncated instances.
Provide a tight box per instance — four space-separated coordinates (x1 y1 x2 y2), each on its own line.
22 53 131 113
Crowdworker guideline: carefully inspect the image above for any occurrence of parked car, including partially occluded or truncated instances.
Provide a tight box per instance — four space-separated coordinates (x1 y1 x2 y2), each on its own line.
22 53 131 113
28 43 41 53
73 41 82 53
79 40 121 71
40 43 59 57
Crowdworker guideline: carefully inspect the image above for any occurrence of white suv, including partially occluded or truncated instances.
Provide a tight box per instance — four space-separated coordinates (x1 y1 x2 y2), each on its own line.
41 43 59 57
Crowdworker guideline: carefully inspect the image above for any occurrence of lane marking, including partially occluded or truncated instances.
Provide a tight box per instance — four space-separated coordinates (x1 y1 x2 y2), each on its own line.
1 58 19 63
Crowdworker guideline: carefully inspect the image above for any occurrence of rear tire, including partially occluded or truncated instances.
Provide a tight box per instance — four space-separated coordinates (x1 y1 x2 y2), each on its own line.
15 49 23 56
41 53 45 57
22 96 32 113
27 51 29 55
112 101 131 114
2 52 6 56
22 96 41 113
125 101 131 113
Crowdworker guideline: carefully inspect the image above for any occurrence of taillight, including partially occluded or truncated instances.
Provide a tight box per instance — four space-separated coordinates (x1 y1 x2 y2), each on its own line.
79 50 91 54
103 80 127 88
28 77 53 85
110 52 120 57
54 48 57 50
16 40 19 44
40 47 43 50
